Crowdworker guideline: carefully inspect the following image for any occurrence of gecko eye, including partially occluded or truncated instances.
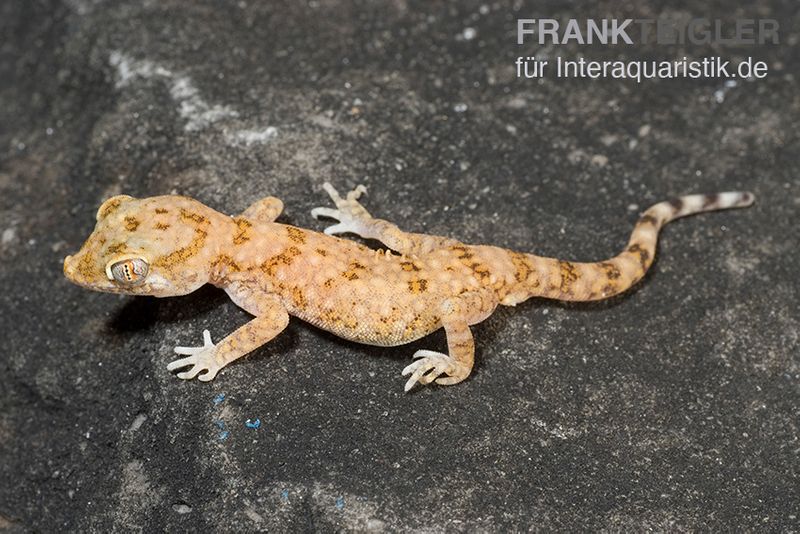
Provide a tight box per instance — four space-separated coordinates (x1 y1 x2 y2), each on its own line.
108 258 149 286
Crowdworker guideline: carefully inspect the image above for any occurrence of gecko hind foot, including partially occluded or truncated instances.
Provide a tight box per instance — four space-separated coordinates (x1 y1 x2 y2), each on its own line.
401 350 469 392
168 329 222 382
310 182 371 236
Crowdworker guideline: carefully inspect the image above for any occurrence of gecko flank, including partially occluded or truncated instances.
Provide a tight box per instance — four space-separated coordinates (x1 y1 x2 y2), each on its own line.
63 185 754 391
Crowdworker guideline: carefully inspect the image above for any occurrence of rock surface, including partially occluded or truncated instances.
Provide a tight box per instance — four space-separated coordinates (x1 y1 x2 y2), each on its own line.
1 1 798 531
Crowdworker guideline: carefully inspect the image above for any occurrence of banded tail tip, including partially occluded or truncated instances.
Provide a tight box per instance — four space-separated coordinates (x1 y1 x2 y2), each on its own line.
688 191 756 212
736 191 755 207
714 191 755 208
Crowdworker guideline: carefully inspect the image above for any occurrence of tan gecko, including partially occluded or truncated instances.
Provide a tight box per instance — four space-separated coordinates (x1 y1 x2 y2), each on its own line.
63 184 754 391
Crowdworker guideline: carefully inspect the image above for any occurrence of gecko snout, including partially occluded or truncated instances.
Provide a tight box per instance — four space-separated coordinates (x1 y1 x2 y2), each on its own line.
63 253 92 286
63 255 75 278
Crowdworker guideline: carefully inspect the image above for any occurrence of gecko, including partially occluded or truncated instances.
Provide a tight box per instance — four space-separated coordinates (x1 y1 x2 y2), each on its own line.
63 184 754 391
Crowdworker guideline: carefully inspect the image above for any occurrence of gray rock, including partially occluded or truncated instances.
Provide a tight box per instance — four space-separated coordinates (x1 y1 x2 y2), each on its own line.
1 1 798 531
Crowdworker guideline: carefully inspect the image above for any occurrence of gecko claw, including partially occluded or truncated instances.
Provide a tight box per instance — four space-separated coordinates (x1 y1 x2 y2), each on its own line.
168 329 221 381
401 350 462 392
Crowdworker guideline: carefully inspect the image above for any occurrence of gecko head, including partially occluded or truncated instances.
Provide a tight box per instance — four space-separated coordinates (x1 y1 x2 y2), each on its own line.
63 194 221 297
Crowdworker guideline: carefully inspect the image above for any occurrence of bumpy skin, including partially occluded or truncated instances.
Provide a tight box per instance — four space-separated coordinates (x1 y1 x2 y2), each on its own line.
63 185 754 391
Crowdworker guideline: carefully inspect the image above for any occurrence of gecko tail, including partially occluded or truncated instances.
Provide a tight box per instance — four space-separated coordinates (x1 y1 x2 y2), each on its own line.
655 191 755 221
516 191 755 303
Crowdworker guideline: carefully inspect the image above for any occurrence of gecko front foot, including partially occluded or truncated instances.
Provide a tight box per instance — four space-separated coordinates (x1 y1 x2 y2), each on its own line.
401 350 469 392
310 182 371 236
167 329 222 382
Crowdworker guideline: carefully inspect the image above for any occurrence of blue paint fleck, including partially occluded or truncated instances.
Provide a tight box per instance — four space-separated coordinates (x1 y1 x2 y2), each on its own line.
245 418 261 429
335 497 344 510
212 393 226 405
215 420 229 440
281 489 289 501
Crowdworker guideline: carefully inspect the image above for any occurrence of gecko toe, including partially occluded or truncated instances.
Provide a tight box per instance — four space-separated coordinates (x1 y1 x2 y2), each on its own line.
434 374 467 386
169 352 220 381
197 368 219 382
401 364 415 376
346 185 367 201
402 360 433 391
310 207 341 220
173 346 203 355
321 182 342 202
169 330 218 380
167 355 195 371
412 349 440 360
173 329 215 354
323 223 352 236
202 329 212 346
177 366 203 380
402 350 458 391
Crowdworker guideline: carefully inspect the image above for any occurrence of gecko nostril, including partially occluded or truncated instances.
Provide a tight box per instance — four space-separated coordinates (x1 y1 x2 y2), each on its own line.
63 255 75 276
